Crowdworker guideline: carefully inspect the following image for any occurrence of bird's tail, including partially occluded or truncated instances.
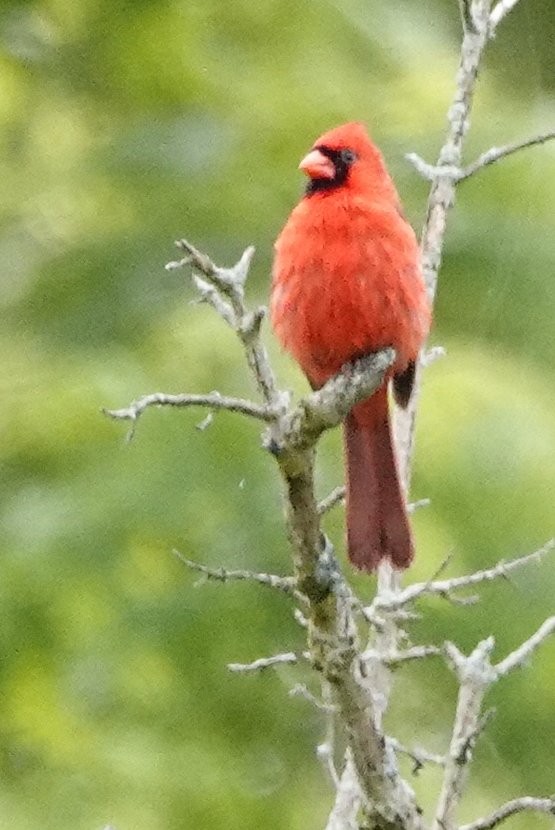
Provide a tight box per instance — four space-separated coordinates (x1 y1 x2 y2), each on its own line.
343 387 414 571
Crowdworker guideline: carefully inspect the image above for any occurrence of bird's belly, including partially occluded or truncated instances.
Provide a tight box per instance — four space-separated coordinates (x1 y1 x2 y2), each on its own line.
272 264 427 388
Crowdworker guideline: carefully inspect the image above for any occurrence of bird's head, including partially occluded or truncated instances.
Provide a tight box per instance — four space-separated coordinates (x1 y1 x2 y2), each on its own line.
299 122 394 199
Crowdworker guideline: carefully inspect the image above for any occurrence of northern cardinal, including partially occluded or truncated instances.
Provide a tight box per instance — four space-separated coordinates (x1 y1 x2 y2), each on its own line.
270 122 431 571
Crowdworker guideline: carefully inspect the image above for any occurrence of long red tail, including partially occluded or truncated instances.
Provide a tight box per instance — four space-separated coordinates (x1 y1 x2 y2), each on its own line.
343 387 413 571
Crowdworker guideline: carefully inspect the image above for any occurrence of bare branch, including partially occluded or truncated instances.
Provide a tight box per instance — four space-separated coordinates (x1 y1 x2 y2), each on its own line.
433 638 497 830
287 350 394 446
317 486 429 517
388 738 445 773
103 391 277 431
361 644 442 666
495 616 555 677
434 610 553 830
317 740 340 789
317 486 346 516
168 238 253 291
324 753 361 830
459 131 555 180
173 550 300 598
489 0 522 33
458 0 475 33
228 652 307 673
421 345 446 366
318 680 340 789
170 240 282 407
460 796 555 830
405 152 462 182
370 541 554 614
289 684 337 712
398 0 494 482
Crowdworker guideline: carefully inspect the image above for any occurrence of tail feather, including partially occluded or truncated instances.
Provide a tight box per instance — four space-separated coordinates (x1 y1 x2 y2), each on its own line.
343 387 414 571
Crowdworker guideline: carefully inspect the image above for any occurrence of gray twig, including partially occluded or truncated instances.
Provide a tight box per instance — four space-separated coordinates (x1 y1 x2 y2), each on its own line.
173 550 299 597
495 616 555 677
324 752 361 830
317 486 346 516
170 240 282 407
289 683 337 712
433 638 497 830
459 131 555 179
369 541 554 615
227 651 308 673
434 613 554 830
361 644 442 666
317 486 429 517
388 738 446 773
103 391 276 432
489 0 522 32
459 796 555 830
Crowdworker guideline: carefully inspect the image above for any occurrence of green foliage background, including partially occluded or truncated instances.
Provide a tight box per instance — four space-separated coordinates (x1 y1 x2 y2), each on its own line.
1 1 554 828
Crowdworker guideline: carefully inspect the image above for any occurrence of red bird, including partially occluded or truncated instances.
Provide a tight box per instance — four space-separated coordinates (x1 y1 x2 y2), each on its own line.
271 122 431 571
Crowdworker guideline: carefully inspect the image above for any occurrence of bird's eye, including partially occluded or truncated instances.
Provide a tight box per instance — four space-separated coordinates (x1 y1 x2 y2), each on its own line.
340 149 357 165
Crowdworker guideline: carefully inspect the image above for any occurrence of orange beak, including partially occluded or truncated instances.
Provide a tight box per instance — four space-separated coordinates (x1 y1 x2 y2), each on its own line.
298 149 335 180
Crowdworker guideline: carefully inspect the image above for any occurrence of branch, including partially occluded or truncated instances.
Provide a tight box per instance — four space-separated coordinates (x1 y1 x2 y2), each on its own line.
388 738 445 773
317 486 346 516
495 616 555 677
434 612 554 830
173 550 300 598
459 130 555 179
103 391 277 436
168 240 282 407
361 644 442 666
433 638 497 830
227 652 307 673
458 0 475 32
397 0 493 483
317 485 429 517
370 541 554 614
324 753 361 830
489 0 522 33
285 350 394 449
460 796 555 830
289 684 337 712
110 230 416 827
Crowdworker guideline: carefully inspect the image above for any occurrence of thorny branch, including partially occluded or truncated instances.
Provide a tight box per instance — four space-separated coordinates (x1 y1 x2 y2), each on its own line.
104 1 555 828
